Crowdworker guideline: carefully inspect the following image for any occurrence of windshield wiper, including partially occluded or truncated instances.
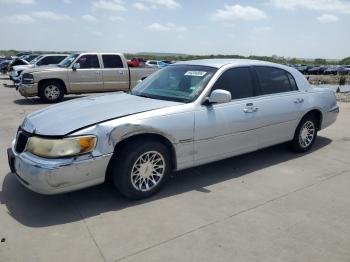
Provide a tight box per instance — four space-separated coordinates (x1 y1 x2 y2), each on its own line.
137 94 155 99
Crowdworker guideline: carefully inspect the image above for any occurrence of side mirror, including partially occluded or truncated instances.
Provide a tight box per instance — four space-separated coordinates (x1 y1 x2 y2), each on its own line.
207 89 231 104
72 63 80 70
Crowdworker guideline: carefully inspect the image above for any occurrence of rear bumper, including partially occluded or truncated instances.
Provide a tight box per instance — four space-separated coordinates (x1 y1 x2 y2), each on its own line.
321 105 339 130
7 142 112 195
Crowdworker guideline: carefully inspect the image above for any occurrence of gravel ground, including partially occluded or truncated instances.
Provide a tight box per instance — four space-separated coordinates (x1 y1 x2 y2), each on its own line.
307 74 350 85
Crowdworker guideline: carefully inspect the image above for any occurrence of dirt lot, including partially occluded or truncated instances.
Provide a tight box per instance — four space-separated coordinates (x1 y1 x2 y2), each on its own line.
0 76 350 262
307 74 350 85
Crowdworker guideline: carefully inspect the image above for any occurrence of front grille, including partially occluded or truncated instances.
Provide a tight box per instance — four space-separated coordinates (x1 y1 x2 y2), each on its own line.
15 130 31 153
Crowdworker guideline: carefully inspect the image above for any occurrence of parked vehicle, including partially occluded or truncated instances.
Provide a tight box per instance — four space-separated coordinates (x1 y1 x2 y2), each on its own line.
8 58 30 72
146 60 169 68
307 66 326 75
127 57 146 67
17 52 158 102
0 60 11 74
296 65 312 74
324 66 347 75
8 59 339 199
162 60 174 64
22 54 40 62
344 66 350 75
9 54 68 82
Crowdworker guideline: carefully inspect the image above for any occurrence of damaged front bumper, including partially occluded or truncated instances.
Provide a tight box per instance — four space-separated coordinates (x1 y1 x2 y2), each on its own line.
7 142 112 195
18 83 38 97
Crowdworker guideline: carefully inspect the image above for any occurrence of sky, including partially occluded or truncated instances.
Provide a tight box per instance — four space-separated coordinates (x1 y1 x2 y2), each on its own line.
0 0 349 59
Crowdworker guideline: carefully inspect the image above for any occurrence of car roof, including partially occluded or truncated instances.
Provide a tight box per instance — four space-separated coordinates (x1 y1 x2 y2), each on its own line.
176 59 288 69
41 54 69 56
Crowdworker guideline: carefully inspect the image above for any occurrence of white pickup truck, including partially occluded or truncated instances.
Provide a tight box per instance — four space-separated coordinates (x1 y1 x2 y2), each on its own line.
18 53 158 103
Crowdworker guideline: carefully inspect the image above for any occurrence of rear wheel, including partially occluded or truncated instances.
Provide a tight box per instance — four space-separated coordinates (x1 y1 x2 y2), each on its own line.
110 139 171 200
39 81 64 103
290 115 318 152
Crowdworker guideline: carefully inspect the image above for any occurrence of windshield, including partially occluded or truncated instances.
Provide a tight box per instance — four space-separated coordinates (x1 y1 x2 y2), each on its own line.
58 54 79 68
30 55 43 64
131 65 217 103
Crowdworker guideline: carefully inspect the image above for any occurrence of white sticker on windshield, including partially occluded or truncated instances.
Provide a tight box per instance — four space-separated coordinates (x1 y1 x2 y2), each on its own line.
184 71 207 77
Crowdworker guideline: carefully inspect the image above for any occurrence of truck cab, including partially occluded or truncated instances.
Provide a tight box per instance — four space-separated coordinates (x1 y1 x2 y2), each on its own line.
18 52 157 103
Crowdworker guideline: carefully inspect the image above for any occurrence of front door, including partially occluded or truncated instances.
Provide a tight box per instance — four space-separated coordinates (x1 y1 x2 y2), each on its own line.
68 54 103 93
194 67 260 165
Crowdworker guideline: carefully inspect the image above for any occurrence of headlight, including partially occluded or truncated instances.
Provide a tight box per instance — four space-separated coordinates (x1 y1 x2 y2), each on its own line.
22 73 34 84
25 135 97 158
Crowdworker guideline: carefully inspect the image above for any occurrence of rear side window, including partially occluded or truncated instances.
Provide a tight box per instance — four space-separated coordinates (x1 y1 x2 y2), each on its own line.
255 66 298 95
212 67 254 100
77 55 100 69
102 55 123 68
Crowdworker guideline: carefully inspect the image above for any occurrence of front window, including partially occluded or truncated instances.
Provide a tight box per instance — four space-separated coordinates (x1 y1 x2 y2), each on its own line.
58 54 79 68
131 65 217 103
76 55 100 69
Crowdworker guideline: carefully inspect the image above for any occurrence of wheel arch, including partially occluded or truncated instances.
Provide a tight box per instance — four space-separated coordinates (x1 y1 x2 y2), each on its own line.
300 108 323 130
38 78 68 94
105 132 178 180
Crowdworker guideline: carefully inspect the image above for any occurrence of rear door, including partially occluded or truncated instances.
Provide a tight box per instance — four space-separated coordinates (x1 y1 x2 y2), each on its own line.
194 67 260 165
251 66 305 148
68 54 103 92
101 54 129 91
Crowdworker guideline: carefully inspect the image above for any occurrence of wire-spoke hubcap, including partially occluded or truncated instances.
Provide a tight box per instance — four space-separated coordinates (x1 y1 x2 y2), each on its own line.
299 120 315 148
44 85 60 100
131 151 165 192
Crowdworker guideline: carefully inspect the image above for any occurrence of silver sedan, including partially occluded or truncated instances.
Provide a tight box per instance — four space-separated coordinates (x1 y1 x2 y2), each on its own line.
8 59 339 199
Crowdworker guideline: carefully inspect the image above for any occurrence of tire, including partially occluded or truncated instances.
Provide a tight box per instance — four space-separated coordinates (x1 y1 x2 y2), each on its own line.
289 114 318 152
110 139 171 200
39 80 64 103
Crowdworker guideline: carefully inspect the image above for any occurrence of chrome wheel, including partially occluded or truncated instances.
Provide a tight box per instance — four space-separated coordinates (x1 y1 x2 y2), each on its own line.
131 151 165 192
299 120 315 148
44 85 60 101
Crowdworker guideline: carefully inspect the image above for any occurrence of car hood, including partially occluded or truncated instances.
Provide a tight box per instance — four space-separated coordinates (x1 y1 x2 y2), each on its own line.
22 92 181 136
22 65 63 74
13 64 34 71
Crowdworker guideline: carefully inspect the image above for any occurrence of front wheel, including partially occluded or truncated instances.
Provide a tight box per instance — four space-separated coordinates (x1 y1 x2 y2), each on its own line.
39 81 64 103
110 139 171 200
289 115 318 152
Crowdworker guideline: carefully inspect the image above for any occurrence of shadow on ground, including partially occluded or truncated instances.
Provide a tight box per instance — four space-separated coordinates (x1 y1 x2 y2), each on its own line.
13 96 87 105
0 137 331 227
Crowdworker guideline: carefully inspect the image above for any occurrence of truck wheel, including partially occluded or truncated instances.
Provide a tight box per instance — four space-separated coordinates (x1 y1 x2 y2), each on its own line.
110 139 171 200
39 81 64 103
289 115 318 152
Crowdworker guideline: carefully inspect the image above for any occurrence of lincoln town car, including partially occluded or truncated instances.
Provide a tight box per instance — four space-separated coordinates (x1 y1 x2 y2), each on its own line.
7 59 339 199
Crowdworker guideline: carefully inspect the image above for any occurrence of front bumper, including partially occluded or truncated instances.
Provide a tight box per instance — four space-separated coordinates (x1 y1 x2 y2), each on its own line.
11 75 21 83
8 70 18 79
18 83 38 97
7 143 112 194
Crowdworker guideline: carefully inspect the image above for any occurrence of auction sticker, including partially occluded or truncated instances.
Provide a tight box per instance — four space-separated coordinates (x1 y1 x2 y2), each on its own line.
184 71 207 77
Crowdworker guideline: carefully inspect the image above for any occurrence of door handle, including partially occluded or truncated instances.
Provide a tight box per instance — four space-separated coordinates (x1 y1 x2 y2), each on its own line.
118 70 125 75
96 71 101 75
294 98 304 104
244 106 258 113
